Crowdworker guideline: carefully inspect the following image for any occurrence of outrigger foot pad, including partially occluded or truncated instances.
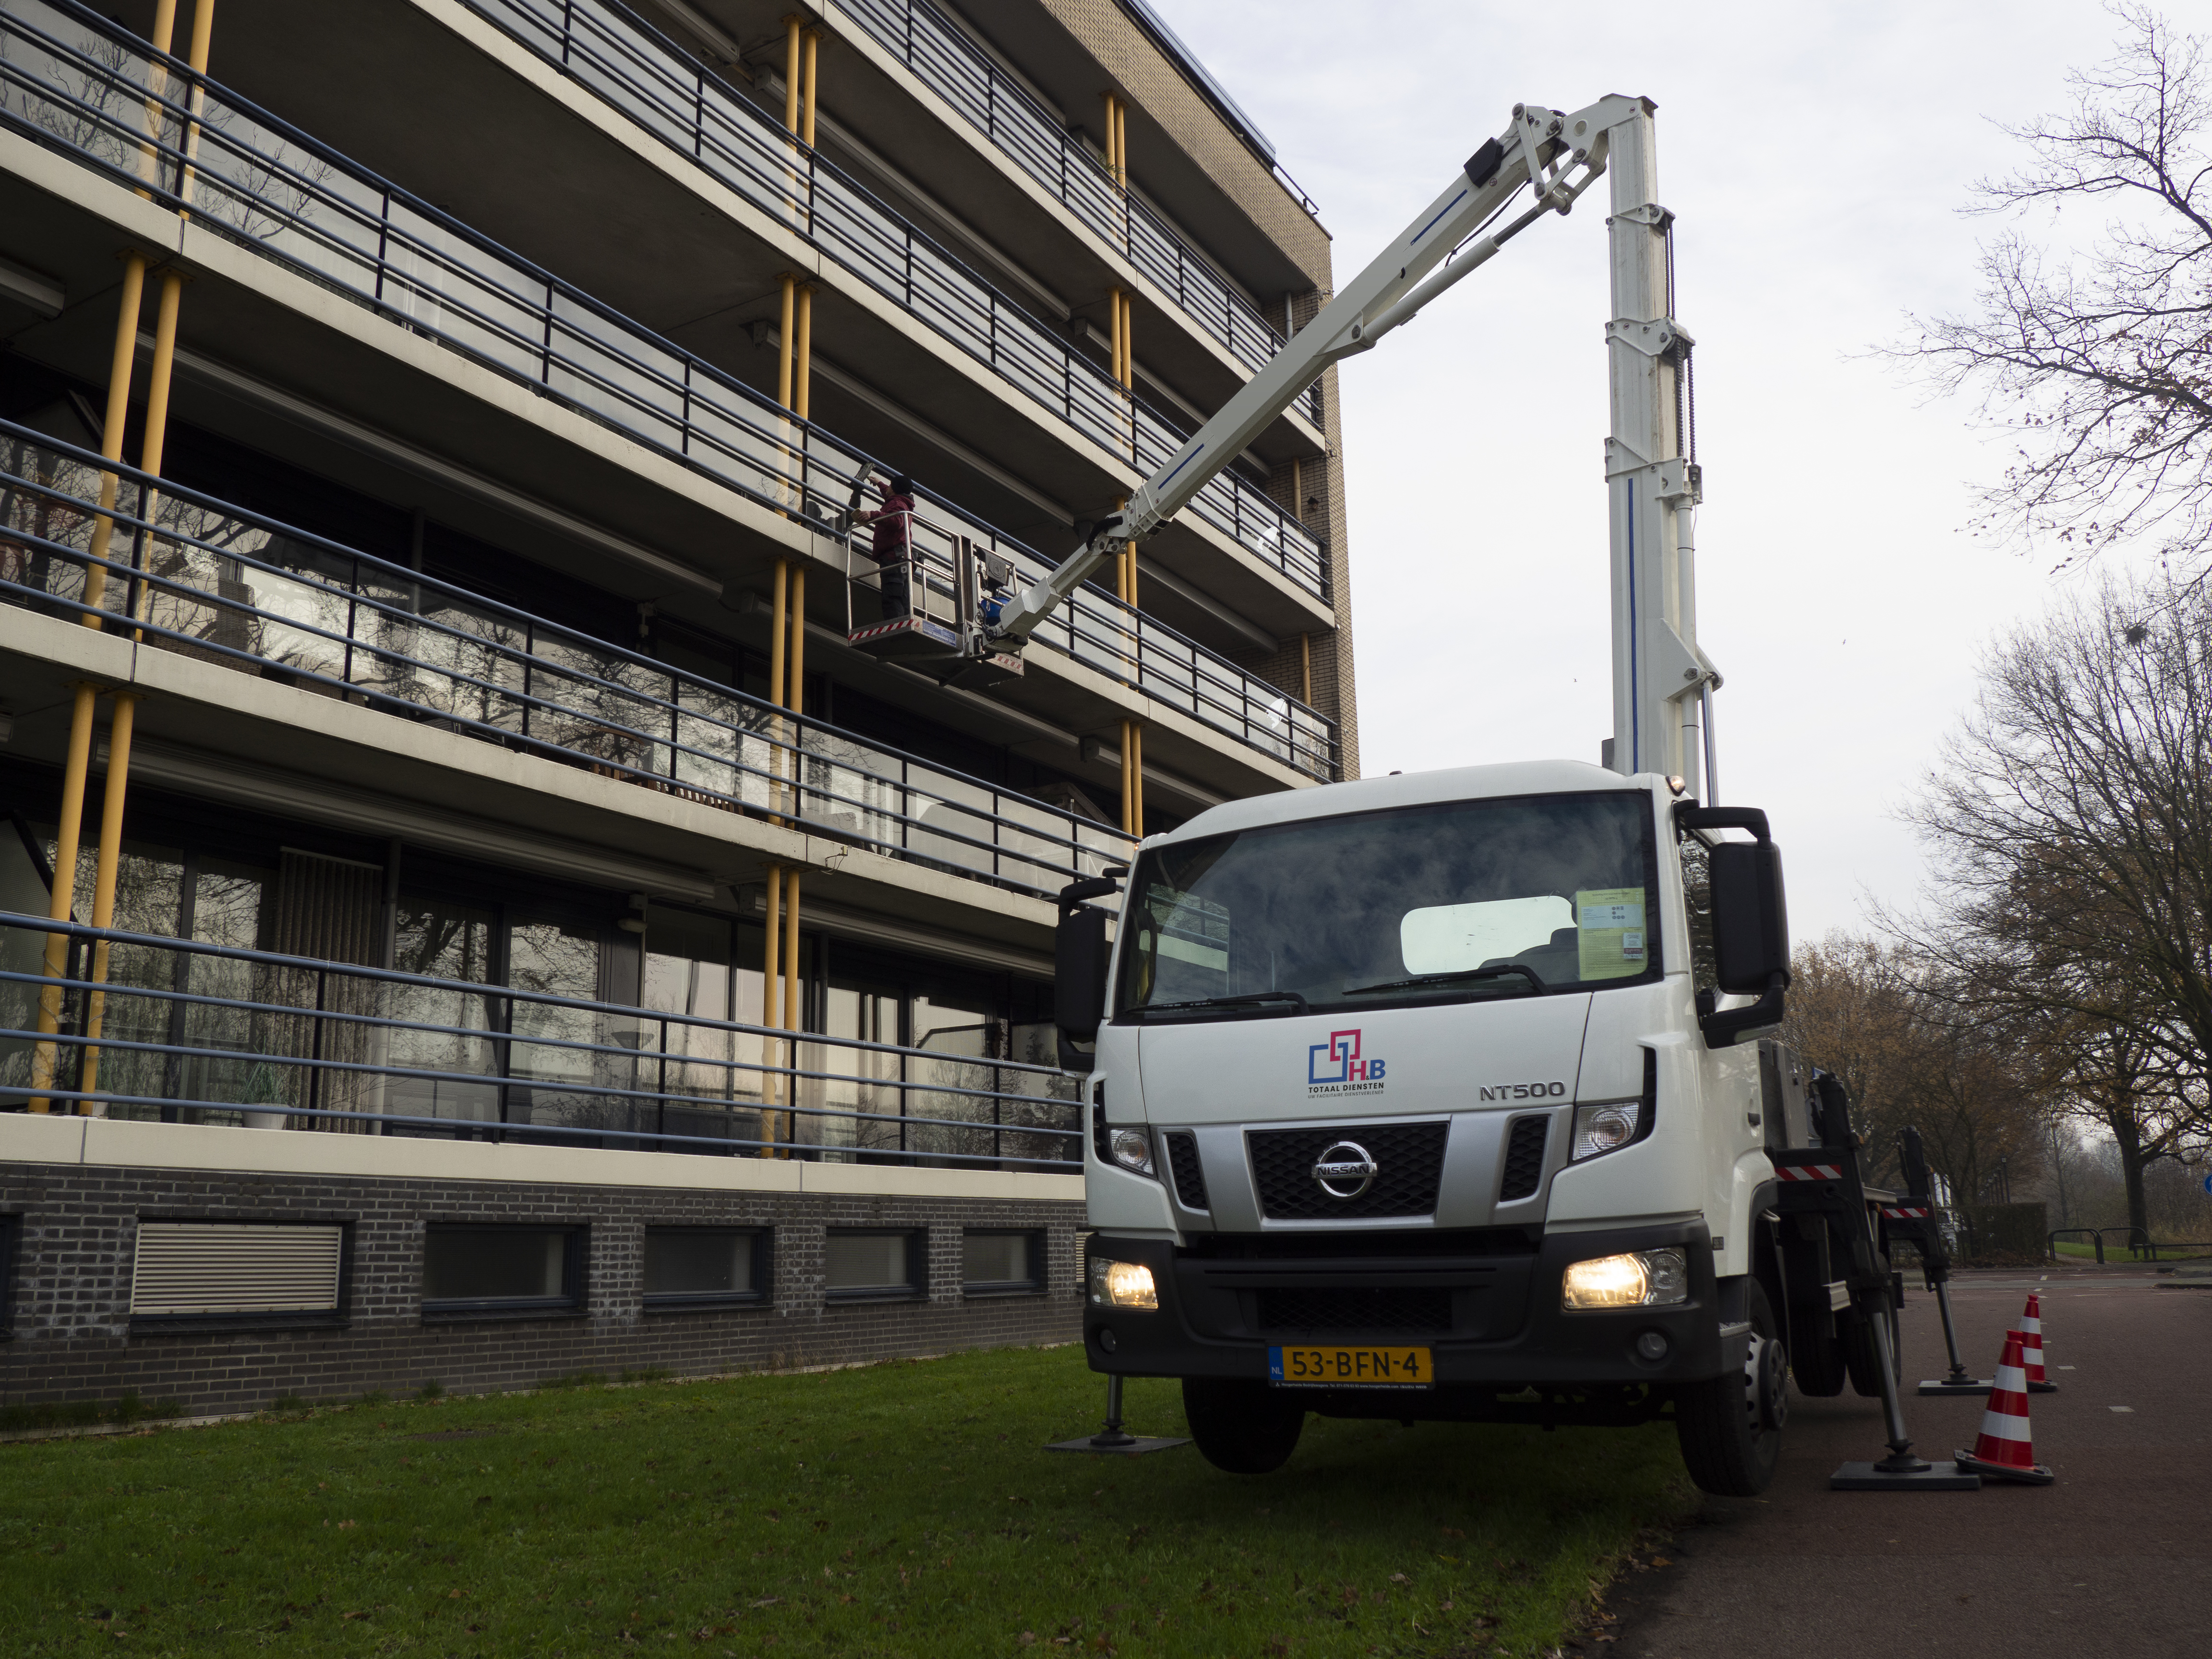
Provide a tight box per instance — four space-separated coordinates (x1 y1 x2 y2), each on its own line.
1045 1432 1189 1455
1953 1449 2055 1486
1831 1459 1981 1491
1918 1378 1994 1395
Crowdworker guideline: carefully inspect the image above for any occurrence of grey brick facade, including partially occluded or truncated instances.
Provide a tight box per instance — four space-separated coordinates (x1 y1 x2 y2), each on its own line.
0 1156 1082 1417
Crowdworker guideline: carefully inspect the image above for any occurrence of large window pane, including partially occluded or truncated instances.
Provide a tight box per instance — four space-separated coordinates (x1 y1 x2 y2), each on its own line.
643 1228 760 1301
382 896 499 1130
824 1230 915 1296
421 1225 576 1308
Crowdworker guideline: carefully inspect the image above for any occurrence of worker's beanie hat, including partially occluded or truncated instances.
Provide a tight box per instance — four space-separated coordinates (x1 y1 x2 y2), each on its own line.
890 475 914 494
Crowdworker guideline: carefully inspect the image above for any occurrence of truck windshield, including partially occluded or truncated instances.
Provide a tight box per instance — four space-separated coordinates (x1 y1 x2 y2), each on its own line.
1114 792 1659 1021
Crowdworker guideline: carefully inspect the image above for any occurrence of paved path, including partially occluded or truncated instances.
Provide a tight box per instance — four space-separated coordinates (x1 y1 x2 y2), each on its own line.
1612 1267 2212 1659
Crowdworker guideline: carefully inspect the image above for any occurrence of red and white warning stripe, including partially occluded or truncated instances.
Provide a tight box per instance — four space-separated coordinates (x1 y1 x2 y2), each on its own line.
1774 1163 1844 1182
1882 1205 1930 1219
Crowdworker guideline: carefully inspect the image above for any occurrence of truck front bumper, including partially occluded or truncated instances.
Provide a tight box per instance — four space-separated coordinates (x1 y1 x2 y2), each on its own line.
1083 1221 1723 1391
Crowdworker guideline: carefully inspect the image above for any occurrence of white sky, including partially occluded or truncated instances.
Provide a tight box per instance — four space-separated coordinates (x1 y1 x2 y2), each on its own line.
1154 0 2153 940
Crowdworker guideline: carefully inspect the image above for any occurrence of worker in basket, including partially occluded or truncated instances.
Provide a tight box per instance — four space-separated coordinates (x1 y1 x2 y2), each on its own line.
856 473 917 621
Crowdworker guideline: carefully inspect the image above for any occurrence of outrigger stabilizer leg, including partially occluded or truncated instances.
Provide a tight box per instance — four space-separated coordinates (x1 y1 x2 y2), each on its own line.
1045 1375 1190 1456
1887 1128 1992 1395
1831 1299 1979 1490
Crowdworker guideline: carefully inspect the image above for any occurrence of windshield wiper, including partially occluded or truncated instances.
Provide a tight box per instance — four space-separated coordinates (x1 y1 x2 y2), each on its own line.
1342 965 1546 997
1134 991 1310 1020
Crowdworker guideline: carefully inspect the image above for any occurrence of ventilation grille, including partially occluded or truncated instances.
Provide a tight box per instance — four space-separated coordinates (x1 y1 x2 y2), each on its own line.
1257 1286 1453 1334
131 1222 342 1316
1164 1132 1208 1210
1499 1115 1551 1202
1247 1121 1448 1219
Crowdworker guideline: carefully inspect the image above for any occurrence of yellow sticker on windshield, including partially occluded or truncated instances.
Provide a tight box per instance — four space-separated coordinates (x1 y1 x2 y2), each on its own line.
1575 888 1647 981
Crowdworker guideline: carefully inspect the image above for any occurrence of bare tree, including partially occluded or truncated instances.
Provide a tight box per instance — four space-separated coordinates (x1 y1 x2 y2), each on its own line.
1901 571 2212 1224
1899 5 2212 573
1782 934 2052 1202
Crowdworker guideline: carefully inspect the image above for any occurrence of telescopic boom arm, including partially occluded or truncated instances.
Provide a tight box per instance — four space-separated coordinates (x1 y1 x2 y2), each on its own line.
988 93 1723 794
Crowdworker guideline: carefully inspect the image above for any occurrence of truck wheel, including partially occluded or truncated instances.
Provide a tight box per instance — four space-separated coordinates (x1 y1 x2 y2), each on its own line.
1182 1378 1305 1475
1843 1303 1900 1398
1674 1280 1785 1497
1791 1310 1848 1397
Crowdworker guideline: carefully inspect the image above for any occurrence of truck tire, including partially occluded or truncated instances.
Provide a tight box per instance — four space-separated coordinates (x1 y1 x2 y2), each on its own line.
1674 1281 1786 1497
1182 1378 1305 1475
1791 1310 1849 1397
1843 1303 1900 1398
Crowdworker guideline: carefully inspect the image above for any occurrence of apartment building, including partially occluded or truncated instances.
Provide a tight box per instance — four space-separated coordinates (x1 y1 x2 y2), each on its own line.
0 0 1356 1413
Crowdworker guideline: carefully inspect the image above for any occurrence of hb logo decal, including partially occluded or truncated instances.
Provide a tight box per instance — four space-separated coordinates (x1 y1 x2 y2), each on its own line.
1308 1029 1384 1086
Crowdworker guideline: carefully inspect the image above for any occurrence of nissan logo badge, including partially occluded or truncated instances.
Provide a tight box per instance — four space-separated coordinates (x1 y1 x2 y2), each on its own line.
1311 1140 1379 1200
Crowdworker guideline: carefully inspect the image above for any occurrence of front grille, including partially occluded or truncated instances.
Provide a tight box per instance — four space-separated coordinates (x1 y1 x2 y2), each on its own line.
1499 1115 1550 1201
1248 1121 1448 1219
1256 1286 1453 1334
1164 1132 1208 1210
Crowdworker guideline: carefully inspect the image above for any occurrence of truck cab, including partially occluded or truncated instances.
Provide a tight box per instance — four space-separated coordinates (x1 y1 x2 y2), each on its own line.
1059 760 1802 1492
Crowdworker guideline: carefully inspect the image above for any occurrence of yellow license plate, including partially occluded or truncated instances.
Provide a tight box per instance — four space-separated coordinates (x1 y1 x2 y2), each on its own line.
1268 1345 1432 1388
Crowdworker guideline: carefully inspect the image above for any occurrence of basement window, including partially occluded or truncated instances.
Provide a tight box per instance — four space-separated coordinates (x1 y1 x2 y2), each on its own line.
129 1220 348 1331
962 1230 1043 1296
824 1230 922 1300
421 1224 584 1319
643 1227 768 1309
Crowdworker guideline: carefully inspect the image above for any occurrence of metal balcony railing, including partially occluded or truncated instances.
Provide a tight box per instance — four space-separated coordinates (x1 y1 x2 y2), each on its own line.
0 0 1336 779
0 421 1138 900
837 0 1325 415
460 0 1327 597
0 913 1082 1168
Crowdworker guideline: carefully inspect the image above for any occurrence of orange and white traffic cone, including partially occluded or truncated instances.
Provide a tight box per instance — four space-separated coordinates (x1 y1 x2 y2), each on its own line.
1953 1334 2054 1485
2020 1293 2057 1392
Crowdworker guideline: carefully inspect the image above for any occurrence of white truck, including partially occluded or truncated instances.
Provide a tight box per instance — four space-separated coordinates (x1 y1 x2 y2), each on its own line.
1008 98 1929 1495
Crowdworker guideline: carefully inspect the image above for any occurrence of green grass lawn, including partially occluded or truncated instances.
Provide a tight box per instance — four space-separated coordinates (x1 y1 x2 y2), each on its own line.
0 1346 1694 1658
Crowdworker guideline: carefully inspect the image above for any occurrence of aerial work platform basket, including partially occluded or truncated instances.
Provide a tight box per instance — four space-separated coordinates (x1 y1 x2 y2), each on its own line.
844 526 1023 690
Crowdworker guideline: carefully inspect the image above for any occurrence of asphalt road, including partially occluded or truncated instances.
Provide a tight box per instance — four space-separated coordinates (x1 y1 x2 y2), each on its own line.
1611 1266 2212 1659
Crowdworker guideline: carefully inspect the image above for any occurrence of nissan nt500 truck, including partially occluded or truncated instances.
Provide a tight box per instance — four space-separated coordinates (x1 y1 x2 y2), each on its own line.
1054 761 1829 1497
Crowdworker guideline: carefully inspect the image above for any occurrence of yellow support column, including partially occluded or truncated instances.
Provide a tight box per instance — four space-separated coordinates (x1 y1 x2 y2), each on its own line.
25 684 100 1113
175 0 216 210
782 15 803 132
793 284 813 421
1300 632 1313 706
776 275 797 410
780 866 802 1157
76 694 141 1112
768 556 789 821
135 0 180 192
81 255 149 624
801 26 820 148
760 862 782 1154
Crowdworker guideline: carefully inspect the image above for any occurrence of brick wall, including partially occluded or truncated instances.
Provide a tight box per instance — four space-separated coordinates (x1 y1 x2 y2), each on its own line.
0 1164 1083 1416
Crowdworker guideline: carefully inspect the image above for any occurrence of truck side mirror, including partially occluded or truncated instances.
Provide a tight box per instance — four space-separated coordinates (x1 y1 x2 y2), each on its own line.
1710 840 1789 992
1055 905 1110 1044
1675 805 1790 1049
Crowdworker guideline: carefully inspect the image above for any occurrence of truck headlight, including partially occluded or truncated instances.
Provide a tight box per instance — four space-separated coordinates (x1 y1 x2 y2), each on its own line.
1106 1127 1156 1178
1088 1258 1158 1310
1571 1100 1642 1161
1561 1247 1688 1310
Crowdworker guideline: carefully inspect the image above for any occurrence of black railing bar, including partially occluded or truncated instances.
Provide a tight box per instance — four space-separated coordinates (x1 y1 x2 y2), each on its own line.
23 0 1318 563
510 0 1311 477
0 915 1078 1075
0 426 1150 836
0 1022 1082 1137
0 962 1086 1106
1 448 1331 767
0 94 1335 750
0 569 1087 892
0 571 1095 889
0 1088 1079 1166
829 0 1298 352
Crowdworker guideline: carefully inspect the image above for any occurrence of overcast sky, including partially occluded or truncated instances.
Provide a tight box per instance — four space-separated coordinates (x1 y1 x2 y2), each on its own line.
1152 0 2154 941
